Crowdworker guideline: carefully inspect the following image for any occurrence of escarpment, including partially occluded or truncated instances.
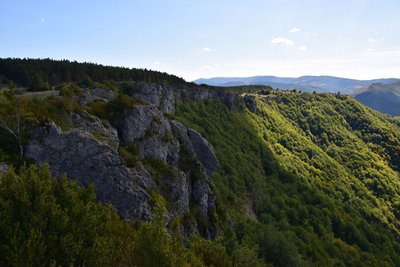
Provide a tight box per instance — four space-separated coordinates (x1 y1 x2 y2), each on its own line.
25 83 226 237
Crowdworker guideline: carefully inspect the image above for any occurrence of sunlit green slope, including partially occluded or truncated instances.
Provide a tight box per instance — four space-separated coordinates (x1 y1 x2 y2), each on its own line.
176 92 400 266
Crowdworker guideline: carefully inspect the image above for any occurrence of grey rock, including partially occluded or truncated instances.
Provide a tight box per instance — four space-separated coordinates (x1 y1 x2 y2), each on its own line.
25 122 152 221
170 120 217 220
171 120 219 179
132 162 156 190
72 111 119 149
162 170 190 216
77 88 114 105
120 105 180 165
187 129 219 178
243 95 258 113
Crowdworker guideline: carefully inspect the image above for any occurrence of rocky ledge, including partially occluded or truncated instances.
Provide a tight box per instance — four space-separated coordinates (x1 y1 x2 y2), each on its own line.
25 85 222 237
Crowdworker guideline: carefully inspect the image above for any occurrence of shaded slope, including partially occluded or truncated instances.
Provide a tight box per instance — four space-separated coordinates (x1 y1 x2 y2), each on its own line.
176 95 400 266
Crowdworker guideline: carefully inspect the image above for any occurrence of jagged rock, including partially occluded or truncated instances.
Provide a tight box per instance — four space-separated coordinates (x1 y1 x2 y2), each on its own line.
187 129 219 179
170 120 217 220
72 111 119 149
121 81 243 113
162 170 190 216
170 120 219 179
120 105 180 165
25 122 152 221
0 162 9 176
244 95 258 113
77 88 114 105
132 162 156 190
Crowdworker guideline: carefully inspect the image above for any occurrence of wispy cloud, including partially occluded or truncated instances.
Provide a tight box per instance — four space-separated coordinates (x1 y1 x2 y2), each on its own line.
199 65 216 71
153 61 166 66
198 47 212 52
298 45 308 51
270 37 294 47
289 27 301 33
367 38 376 43
40 18 46 23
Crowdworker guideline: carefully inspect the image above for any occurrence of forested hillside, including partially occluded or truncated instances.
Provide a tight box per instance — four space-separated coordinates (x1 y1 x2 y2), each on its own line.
0 59 399 266
176 93 400 266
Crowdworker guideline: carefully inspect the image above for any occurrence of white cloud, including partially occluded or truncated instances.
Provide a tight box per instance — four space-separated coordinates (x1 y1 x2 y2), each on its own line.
153 61 166 66
200 47 212 52
270 37 294 47
298 45 308 51
199 65 217 71
289 27 301 33
367 38 376 43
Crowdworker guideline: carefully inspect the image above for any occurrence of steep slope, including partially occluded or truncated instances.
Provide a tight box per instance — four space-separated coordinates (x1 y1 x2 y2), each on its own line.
354 82 400 116
176 93 400 266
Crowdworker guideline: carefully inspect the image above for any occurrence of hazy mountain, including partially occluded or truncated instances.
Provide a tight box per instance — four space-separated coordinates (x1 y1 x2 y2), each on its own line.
354 82 400 116
195 75 399 94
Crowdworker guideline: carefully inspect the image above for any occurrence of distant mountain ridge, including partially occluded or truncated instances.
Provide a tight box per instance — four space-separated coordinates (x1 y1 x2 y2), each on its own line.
195 75 400 94
354 82 400 116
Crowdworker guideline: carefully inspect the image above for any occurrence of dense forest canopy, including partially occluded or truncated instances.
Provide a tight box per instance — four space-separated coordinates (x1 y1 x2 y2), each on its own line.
0 58 187 89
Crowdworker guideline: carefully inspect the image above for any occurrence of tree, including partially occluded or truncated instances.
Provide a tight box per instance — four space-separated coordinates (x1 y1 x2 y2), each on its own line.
28 74 49 91
0 164 131 266
0 90 35 158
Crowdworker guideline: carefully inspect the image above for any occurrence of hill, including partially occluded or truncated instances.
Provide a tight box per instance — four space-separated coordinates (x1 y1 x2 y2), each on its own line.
0 58 399 266
354 82 400 116
195 75 399 94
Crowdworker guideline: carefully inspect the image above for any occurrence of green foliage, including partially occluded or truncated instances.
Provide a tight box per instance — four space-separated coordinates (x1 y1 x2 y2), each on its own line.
0 90 36 158
56 83 81 97
119 143 139 167
0 164 131 266
28 95 80 130
176 98 400 266
0 58 187 88
28 74 50 91
0 164 249 267
86 93 144 124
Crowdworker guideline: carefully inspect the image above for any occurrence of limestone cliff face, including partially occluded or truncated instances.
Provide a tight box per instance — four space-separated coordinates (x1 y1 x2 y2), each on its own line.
25 83 224 238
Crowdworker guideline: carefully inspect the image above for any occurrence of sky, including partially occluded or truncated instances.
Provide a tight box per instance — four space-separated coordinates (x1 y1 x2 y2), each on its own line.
1 0 399 81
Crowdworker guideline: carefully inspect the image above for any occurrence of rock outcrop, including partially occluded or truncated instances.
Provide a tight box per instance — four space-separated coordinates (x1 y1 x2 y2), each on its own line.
77 87 115 105
122 81 243 113
26 121 152 221
26 81 224 238
72 111 119 149
119 104 180 165
244 95 258 113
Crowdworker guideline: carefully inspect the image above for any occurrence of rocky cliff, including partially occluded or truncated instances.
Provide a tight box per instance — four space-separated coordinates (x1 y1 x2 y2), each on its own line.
25 83 225 237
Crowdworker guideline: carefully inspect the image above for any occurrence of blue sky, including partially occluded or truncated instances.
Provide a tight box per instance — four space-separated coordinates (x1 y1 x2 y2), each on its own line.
1 0 399 81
